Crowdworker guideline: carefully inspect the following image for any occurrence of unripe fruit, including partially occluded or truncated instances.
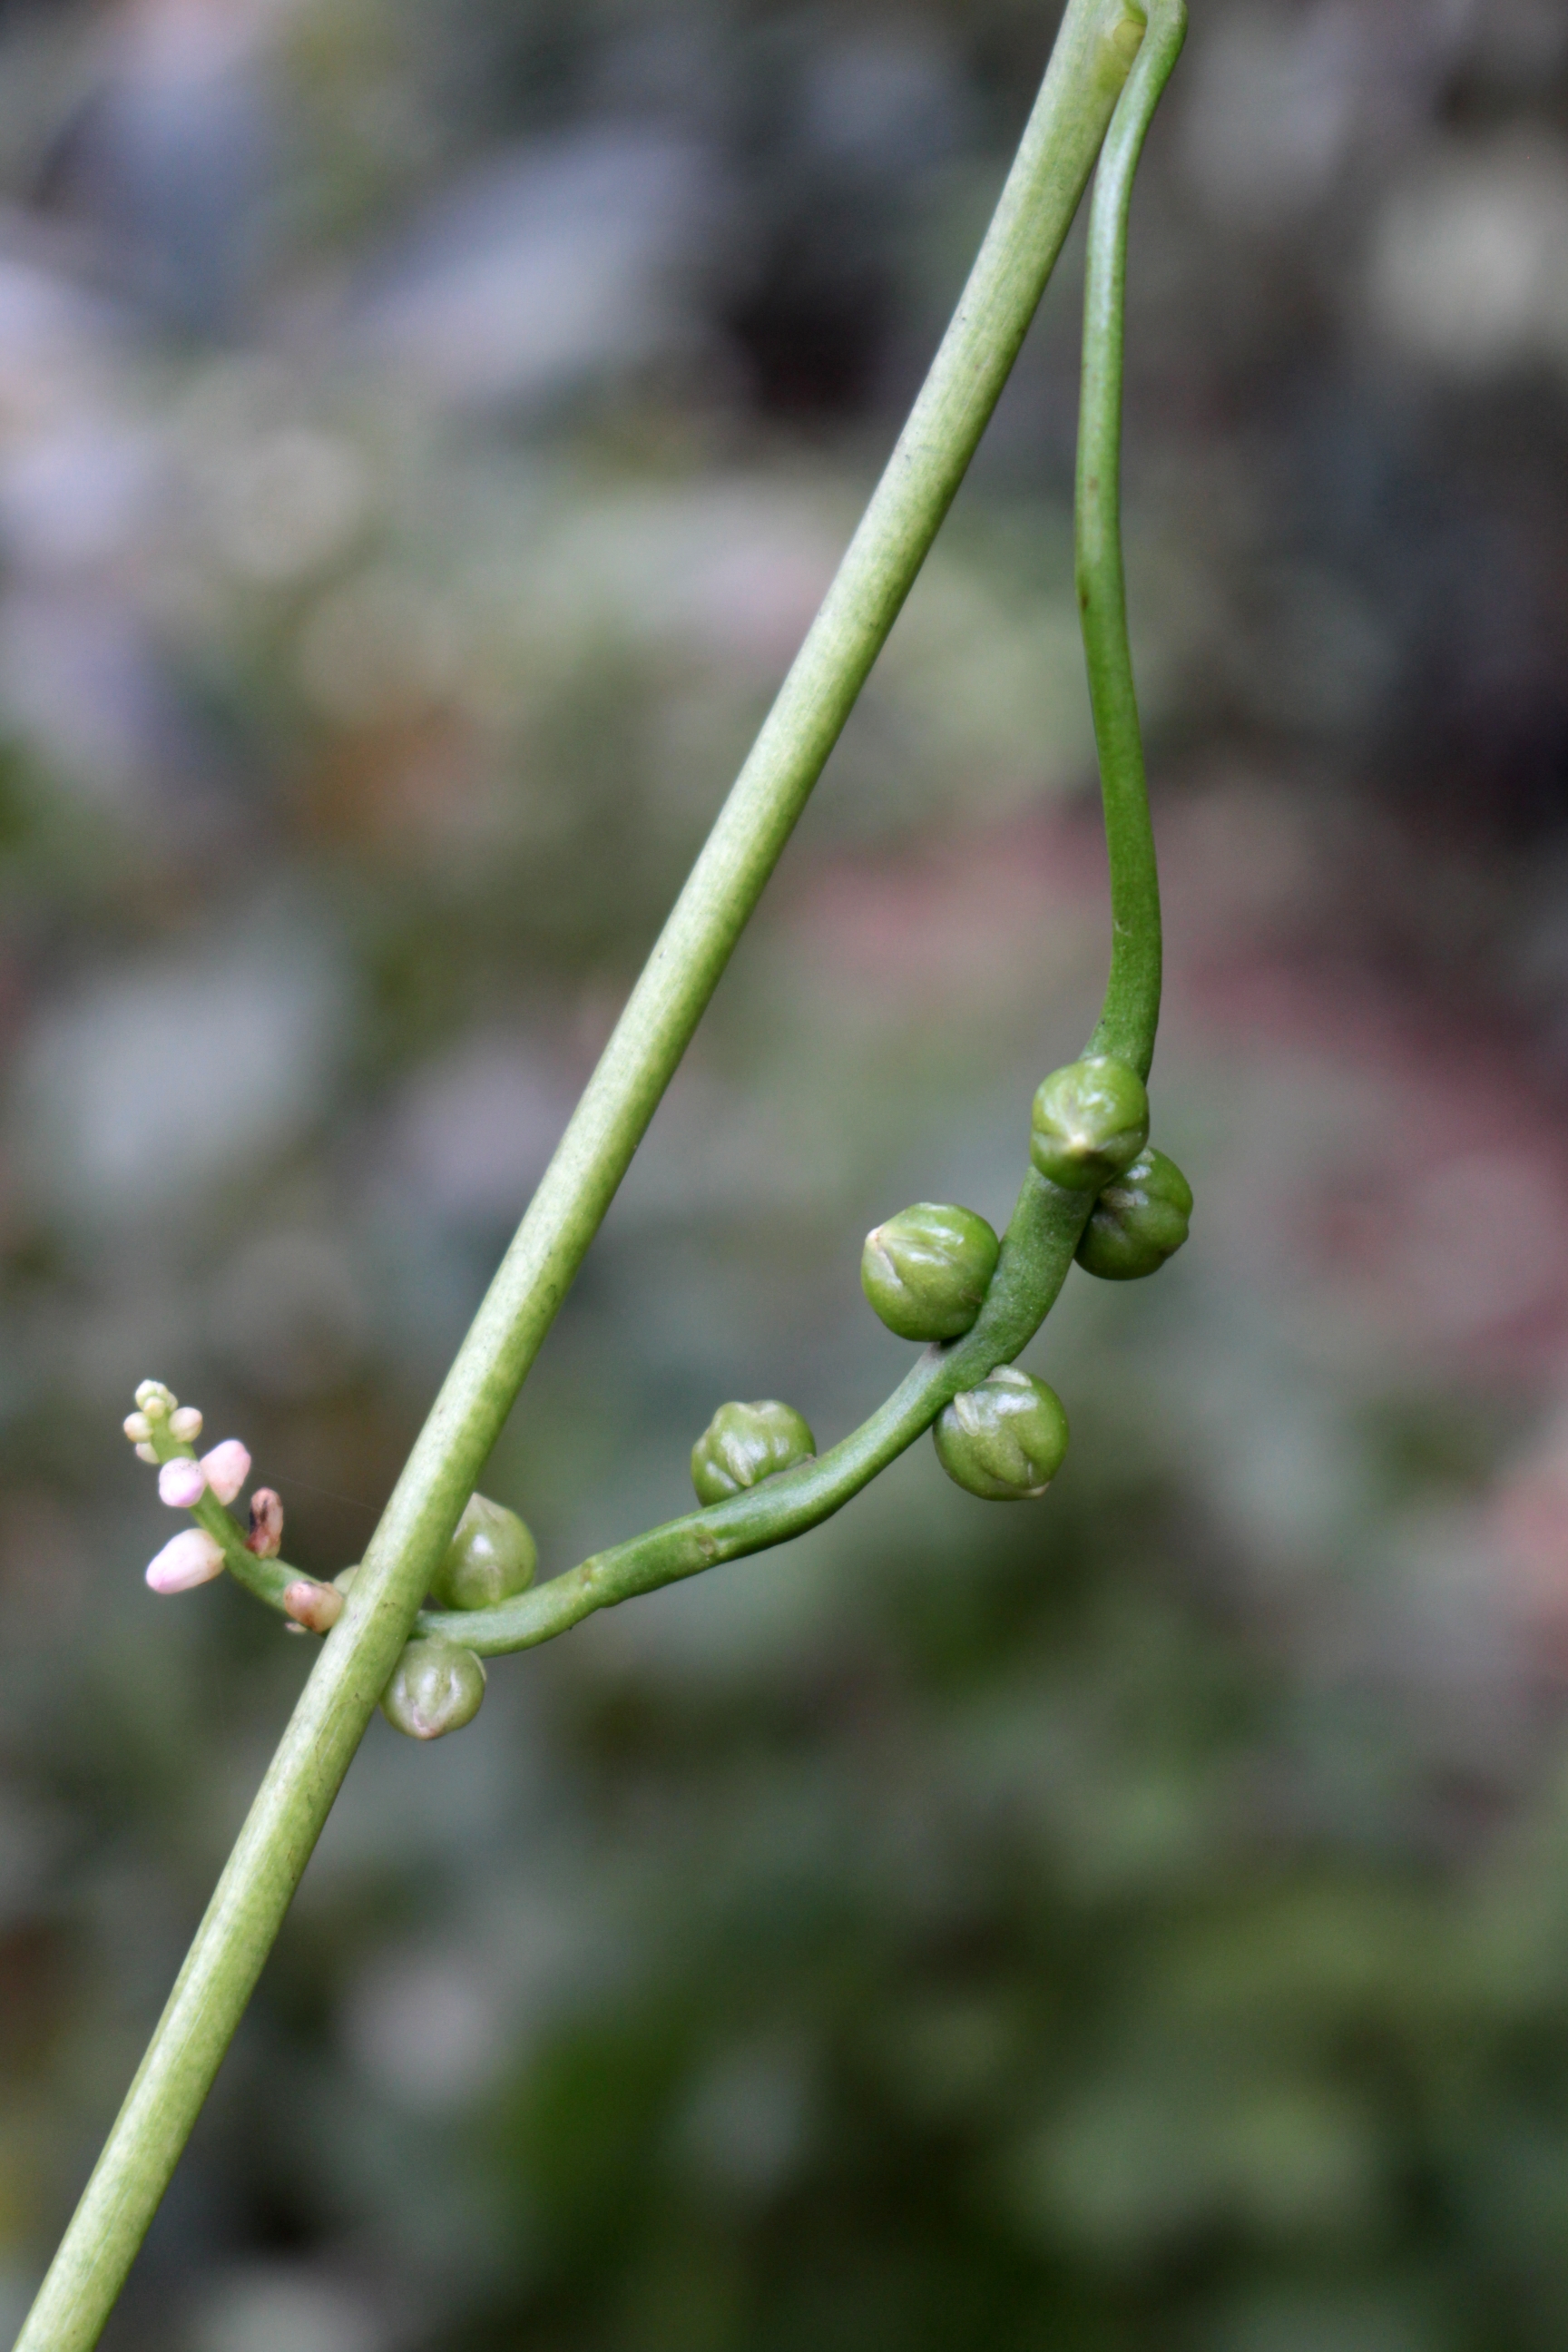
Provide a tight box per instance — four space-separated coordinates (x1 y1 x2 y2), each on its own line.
428 1493 537 1611
861 1202 1000 1342
933 1366 1069 1500
1074 1147 1193 1280
380 1637 486 1740
691 1399 815 1505
1029 1056 1149 1191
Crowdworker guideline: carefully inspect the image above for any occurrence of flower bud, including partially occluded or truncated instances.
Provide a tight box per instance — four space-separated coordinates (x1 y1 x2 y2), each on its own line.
1029 1057 1149 1192
691 1399 815 1506
380 1637 486 1740
333 1564 359 1594
861 1202 1000 1342
245 1488 284 1558
123 1412 152 1446
169 1406 204 1443
135 1443 158 1465
158 1457 207 1509
933 1366 1069 1500
427 1493 537 1612
282 1578 343 1634
145 1527 225 1593
200 1439 250 1506
134 1380 176 1420
1074 1147 1193 1281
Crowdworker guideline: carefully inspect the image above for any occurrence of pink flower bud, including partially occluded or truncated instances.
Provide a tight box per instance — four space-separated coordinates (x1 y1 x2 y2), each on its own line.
200 1440 251 1506
169 1406 204 1443
135 1443 158 1465
145 1528 224 1593
158 1457 208 1509
282 1579 344 1634
245 1488 284 1558
123 1412 152 1445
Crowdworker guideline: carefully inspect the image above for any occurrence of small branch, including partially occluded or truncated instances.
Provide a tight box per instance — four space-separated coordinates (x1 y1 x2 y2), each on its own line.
421 0 1191 1666
417 1172 1093 1653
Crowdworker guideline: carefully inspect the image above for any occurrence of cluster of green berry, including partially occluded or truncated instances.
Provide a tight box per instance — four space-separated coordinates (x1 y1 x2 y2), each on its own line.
688 1055 1191 1516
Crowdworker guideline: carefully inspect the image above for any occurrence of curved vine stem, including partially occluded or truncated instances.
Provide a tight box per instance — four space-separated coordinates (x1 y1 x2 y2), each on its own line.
418 0 1189 1660
142 0 1188 1674
115 0 1188 1674
15 8 1167 2347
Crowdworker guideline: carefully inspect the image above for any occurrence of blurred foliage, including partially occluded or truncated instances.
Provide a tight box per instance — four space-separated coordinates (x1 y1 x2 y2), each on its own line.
4 0 1568 2347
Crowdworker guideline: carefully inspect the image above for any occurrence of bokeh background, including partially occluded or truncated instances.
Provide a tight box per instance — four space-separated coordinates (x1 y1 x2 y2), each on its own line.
3 0 1568 2345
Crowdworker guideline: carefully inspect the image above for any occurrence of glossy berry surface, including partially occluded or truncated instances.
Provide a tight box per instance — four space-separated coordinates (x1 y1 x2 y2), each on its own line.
1029 1056 1150 1191
861 1201 1000 1341
380 1637 486 1740
933 1366 1069 1500
1074 1146 1193 1280
691 1399 815 1505
428 1492 537 1612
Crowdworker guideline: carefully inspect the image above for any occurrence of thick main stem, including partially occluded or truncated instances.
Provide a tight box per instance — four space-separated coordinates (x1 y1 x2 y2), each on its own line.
15 8 1145 2347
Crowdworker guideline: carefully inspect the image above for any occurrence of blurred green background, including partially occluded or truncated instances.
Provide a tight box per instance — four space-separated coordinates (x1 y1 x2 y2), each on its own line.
4 0 1568 2345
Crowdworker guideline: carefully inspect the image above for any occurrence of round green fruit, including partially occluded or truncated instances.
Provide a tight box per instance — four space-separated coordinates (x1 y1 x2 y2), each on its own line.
1074 1147 1193 1280
691 1399 815 1505
380 1637 486 1740
933 1366 1069 1500
428 1492 537 1611
1029 1056 1149 1191
861 1201 1000 1342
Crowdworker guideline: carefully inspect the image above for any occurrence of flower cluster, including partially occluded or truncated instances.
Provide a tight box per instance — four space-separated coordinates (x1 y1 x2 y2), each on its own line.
123 1380 257 1593
124 1377 523 1736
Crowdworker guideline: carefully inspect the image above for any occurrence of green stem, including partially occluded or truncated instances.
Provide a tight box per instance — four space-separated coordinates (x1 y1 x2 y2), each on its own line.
15 9 1147 2347
419 1171 1093 1655
418 0 1191 1665
1083 0 1185 1081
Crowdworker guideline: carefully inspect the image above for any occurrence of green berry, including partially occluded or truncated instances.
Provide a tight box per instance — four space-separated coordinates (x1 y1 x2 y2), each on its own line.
1029 1056 1149 1191
428 1492 537 1611
380 1637 486 1740
861 1201 1000 1342
691 1399 815 1505
933 1366 1069 1500
1074 1147 1193 1280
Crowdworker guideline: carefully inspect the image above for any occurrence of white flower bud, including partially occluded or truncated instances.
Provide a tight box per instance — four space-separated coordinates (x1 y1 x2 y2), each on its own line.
158 1457 208 1509
135 1444 158 1465
169 1406 204 1443
123 1412 152 1445
145 1527 224 1593
134 1381 176 1420
200 1439 251 1506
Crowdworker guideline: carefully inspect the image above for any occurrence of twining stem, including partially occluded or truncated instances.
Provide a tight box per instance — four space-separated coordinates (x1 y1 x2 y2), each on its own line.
15 7 1152 2347
1083 0 1184 1079
413 0 1190 1665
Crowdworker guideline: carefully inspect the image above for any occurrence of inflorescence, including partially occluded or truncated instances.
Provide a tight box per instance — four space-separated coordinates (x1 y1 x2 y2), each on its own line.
125 1055 1191 1741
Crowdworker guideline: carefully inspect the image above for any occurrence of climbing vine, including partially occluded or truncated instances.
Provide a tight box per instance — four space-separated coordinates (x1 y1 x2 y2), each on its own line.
15 5 1187 2346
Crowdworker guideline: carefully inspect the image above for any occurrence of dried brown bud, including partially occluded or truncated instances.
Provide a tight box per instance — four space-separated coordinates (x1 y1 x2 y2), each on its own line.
281 1579 344 1635
245 1488 285 1558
